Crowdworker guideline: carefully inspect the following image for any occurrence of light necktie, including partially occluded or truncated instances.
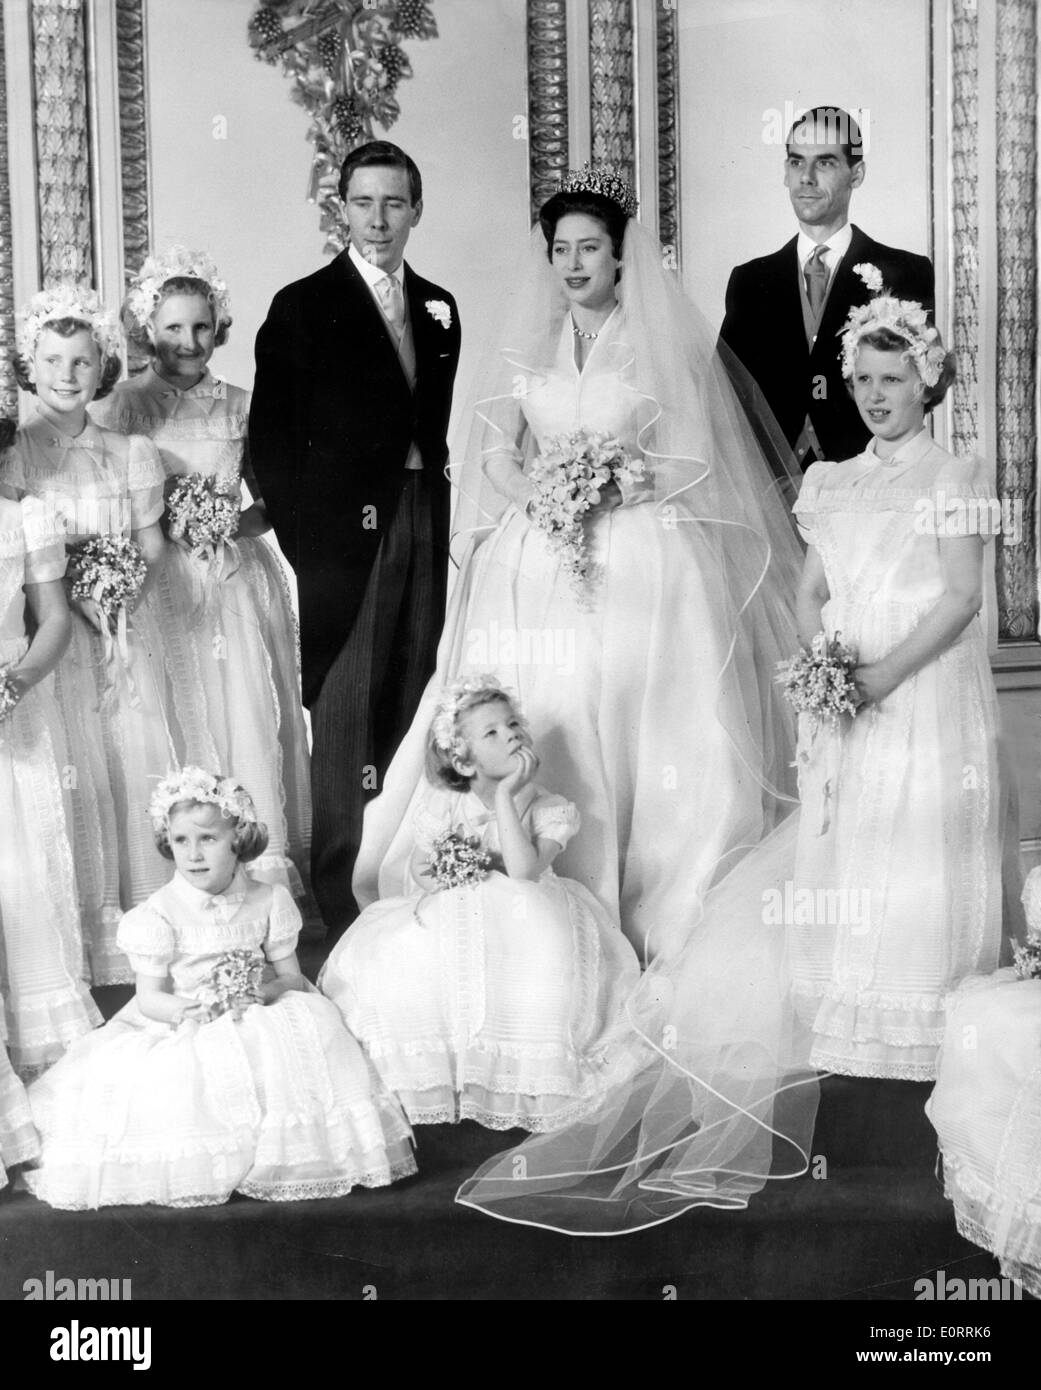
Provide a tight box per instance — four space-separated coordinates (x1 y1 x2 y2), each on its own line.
375 274 405 339
804 245 829 318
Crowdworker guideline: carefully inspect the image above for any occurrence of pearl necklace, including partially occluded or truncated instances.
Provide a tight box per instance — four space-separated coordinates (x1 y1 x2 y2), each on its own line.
572 323 599 341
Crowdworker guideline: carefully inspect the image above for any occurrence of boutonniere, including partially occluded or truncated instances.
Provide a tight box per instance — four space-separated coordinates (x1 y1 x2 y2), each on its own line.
425 299 452 330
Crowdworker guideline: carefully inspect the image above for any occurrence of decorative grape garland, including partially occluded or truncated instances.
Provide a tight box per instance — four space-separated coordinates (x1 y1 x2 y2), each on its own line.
248 0 438 253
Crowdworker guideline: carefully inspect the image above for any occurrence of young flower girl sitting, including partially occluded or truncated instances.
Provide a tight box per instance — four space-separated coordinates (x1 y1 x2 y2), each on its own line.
23 768 415 1210
319 675 640 1132
927 867 1041 1298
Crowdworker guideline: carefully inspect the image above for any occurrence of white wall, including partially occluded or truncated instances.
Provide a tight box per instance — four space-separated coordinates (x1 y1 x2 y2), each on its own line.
145 0 528 436
677 0 932 329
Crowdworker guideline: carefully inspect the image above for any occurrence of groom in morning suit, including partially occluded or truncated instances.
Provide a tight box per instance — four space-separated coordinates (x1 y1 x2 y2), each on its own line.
719 106 934 467
249 141 460 937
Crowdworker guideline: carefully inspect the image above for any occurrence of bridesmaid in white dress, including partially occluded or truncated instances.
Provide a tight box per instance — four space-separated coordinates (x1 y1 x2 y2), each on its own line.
357 167 803 960
320 676 639 1132
92 249 311 897
927 867 1041 1298
0 486 100 1074
791 274 1003 1078
0 287 174 984
0 1037 36 1192
24 768 414 1210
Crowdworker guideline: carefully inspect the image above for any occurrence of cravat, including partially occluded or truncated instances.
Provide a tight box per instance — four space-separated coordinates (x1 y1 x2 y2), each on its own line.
375 274 405 339
804 245 829 318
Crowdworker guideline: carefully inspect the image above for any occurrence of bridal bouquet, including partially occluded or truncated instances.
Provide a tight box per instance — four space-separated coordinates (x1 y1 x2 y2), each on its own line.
166 473 239 562
527 429 646 593
206 949 265 1017
68 535 147 632
427 829 492 889
0 668 19 724
1013 927 1041 982
776 632 860 730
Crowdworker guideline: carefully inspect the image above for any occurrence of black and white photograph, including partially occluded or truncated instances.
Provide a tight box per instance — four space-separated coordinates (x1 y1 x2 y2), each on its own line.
0 0 1037 1346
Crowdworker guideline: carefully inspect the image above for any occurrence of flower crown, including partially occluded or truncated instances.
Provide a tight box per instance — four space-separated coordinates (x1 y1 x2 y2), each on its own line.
430 674 516 755
840 264 946 387
16 284 123 363
557 161 638 219
148 766 258 831
124 247 232 333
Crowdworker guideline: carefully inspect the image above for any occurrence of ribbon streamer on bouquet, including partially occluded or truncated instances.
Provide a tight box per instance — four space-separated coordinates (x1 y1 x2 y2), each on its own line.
96 593 141 713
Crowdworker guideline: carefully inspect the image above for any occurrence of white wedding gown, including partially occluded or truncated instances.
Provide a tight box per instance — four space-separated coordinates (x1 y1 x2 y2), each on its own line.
356 309 784 958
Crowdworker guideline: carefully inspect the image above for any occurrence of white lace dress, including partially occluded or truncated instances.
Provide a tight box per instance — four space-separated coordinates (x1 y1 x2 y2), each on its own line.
0 1035 36 1190
92 370 311 895
23 868 416 1209
0 495 101 1076
790 431 1002 1079
926 868 1041 1299
0 419 176 982
320 784 640 1131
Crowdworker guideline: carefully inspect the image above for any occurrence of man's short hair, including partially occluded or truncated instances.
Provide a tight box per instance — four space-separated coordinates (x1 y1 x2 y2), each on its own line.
338 140 423 204
786 106 864 166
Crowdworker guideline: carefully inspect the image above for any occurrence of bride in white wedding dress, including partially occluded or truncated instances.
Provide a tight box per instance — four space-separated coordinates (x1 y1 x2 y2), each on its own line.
354 166 804 963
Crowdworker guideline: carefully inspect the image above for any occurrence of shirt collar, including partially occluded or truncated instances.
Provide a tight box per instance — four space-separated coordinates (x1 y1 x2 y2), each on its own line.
349 241 404 291
460 783 540 825
147 364 222 400
169 864 251 911
797 222 853 269
862 426 934 469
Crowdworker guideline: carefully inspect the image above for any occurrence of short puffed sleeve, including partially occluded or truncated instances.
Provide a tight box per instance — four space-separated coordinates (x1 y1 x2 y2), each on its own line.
1022 866 1041 935
117 902 176 977
531 794 581 849
791 460 834 545
126 435 166 529
919 454 1001 545
264 882 302 961
21 495 66 584
0 442 28 496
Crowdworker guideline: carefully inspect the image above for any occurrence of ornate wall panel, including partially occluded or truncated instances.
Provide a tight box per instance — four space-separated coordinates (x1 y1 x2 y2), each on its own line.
115 0 149 279
994 0 1038 641
948 0 979 464
0 4 17 414
526 0 569 221
588 0 633 186
31 0 93 285
655 0 678 255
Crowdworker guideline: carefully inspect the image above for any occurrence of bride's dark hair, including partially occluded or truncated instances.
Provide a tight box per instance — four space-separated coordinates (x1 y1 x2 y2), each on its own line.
538 190 628 260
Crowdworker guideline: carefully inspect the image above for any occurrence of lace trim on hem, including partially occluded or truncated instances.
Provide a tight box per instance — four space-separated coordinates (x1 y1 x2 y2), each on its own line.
808 1046 937 1081
237 1159 417 1201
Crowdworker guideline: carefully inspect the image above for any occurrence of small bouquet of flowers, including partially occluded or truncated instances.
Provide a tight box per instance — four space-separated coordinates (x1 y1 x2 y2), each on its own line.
206 949 265 1017
166 473 239 563
427 829 492 889
67 535 147 632
527 429 646 594
0 668 20 725
1013 928 1041 982
776 631 861 731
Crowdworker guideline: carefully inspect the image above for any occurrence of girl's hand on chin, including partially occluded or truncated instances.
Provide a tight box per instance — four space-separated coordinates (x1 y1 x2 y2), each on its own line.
499 746 540 795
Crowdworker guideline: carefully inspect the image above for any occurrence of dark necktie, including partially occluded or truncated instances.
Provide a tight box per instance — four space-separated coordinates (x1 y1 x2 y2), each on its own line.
804 245 829 318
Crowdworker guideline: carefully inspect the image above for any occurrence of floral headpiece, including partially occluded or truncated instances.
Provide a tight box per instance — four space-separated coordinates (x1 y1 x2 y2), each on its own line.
557 162 638 219
840 264 946 387
148 766 258 831
15 284 123 363
124 247 232 332
430 674 515 755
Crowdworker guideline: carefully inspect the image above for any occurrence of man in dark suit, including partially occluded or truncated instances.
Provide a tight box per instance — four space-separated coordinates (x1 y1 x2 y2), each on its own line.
720 106 934 467
249 140 460 936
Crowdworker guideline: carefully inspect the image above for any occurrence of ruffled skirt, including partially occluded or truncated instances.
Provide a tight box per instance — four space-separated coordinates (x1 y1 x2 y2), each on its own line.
0 637 101 1071
927 971 1041 1297
54 607 177 984
153 538 311 895
319 870 640 1132
23 990 415 1209
0 1035 38 1189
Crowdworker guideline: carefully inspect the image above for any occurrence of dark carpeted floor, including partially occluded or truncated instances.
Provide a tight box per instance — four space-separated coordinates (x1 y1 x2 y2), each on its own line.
0 917 1017 1300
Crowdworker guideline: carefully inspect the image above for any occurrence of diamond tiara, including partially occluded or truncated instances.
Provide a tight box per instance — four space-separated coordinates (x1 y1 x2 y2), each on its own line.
556 162 638 218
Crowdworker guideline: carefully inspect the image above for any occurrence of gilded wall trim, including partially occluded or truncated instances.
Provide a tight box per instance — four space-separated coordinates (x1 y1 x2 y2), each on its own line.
0 4 18 414
115 0 150 280
31 0 93 285
588 0 634 187
655 0 679 256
